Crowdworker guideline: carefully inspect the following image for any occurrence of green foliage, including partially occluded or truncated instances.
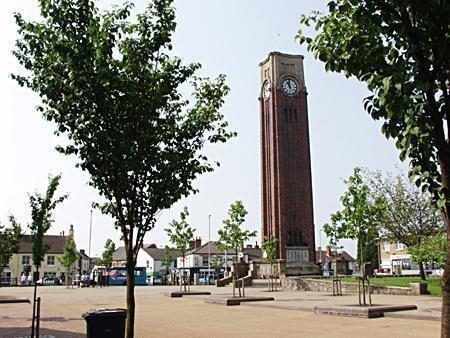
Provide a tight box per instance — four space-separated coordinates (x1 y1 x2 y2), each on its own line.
409 235 447 268
210 255 222 273
297 1 449 207
13 0 235 266
99 239 116 268
13 1 234 334
366 170 444 247
59 233 78 269
323 168 386 266
0 216 22 275
165 207 195 259
160 245 173 274
218 201 257 260
29 174 68 269
262 235 279 265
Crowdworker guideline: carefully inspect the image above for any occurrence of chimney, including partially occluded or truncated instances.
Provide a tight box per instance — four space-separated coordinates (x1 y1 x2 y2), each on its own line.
246 244 253 249
195 237 202 249
69 224 74 237
80 249 85 255
254 241 259 249
326 245 332 257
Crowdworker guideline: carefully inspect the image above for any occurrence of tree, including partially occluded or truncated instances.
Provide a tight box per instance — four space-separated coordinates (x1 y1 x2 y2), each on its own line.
99 239 116 268
218 201 257 297
323 168 386 274
58 232 78 288
367 170 444 280
160 245 173 285
0 216 22 278
28 174 67 337
13 1 234 336
409 235 447 271
29 174 68 273
262 235 279 291
210 255 222 282
297 1 449 334
165 207 196 292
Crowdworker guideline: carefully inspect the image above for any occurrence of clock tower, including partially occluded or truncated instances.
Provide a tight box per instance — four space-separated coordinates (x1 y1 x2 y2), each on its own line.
259 52 317 271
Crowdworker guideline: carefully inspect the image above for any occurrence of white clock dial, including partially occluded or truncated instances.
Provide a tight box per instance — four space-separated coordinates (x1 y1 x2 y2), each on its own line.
281 78 299 96
263 81 271 99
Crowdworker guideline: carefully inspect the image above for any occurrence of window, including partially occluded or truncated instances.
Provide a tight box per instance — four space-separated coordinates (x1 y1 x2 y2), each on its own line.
202 256 209 267
21 255 30 266
383 242 390 252
395 241 404 251
47 256 55 266
146 260 150 268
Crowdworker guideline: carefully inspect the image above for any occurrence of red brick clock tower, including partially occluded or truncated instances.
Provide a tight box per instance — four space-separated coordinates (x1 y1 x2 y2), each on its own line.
259 52 317 272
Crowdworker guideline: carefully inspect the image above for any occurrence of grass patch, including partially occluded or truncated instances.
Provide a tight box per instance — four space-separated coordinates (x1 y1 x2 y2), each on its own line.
336 276 442 296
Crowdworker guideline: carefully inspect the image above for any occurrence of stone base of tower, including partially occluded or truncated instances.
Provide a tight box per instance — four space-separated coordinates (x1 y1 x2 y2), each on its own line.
283 246 320 276
284 261 321 276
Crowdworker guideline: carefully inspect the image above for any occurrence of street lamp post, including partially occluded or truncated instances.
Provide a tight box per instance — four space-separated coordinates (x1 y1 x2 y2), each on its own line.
318 228 323 272
88 210 93 272
208 214 211 285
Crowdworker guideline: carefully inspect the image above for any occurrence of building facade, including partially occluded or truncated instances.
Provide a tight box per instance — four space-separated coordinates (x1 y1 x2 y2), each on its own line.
5 234 68 284
259 52 316 263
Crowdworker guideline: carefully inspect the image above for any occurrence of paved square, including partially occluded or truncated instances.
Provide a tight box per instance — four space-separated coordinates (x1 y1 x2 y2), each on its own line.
0 285 441 337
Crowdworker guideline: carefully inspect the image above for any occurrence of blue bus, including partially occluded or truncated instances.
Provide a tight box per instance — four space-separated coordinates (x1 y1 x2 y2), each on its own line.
108 267 147 286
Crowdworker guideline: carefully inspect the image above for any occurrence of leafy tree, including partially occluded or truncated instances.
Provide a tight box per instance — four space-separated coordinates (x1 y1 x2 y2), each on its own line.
0 216 22 277
409 235 447 271
29 174 68 275
323 168 386 274
165 207 196 292
160 245 173 285
297 1 449 334
28 174 67 337
99 239 116 268
210 255 222 282
218 201 257 297
262 235 279 291
367 170 444 280
58 232 79 288
13 1 234 336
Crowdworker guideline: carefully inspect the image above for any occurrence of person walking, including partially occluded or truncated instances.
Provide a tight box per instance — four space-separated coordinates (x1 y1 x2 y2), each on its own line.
20 273 26 286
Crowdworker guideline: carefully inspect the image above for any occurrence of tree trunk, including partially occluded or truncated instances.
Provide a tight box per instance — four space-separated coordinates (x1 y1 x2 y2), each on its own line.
439 156 450 338
126 262 136 338
419 261 427 281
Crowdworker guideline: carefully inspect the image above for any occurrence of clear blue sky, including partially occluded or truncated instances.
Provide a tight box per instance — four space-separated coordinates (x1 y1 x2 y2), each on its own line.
0 0 406 258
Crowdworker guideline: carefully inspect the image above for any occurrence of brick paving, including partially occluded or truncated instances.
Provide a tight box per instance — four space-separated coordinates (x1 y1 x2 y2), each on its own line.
0 285 441 338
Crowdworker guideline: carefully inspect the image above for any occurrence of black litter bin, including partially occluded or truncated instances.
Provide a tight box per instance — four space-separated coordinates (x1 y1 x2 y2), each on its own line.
82 308 127 338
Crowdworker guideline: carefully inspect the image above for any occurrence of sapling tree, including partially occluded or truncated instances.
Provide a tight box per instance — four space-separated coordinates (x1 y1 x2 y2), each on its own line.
58 232 78 288
160 245 173 285
262 235 279 291
323 168 386 275
28 174 67 337
165 207 196 292
218 201 256 297
13 1 234 336
0 216 21 278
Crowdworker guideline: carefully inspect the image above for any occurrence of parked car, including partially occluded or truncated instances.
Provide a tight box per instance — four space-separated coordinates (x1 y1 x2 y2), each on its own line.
36 276 62 286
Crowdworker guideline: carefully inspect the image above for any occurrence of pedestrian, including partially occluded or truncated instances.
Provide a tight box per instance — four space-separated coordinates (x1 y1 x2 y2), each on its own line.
27 274 33 286
76 273 80 288
20 273 26 286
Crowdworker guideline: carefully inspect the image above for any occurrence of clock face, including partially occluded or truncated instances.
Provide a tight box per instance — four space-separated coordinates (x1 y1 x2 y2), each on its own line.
263 81 271 99
281 78 299 96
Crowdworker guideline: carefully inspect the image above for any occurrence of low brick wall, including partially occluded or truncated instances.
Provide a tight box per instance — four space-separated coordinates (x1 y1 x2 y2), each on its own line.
282 277 414 296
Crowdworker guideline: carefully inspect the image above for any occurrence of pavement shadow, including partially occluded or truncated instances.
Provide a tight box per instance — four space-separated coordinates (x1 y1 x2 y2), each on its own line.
0 327 85 338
